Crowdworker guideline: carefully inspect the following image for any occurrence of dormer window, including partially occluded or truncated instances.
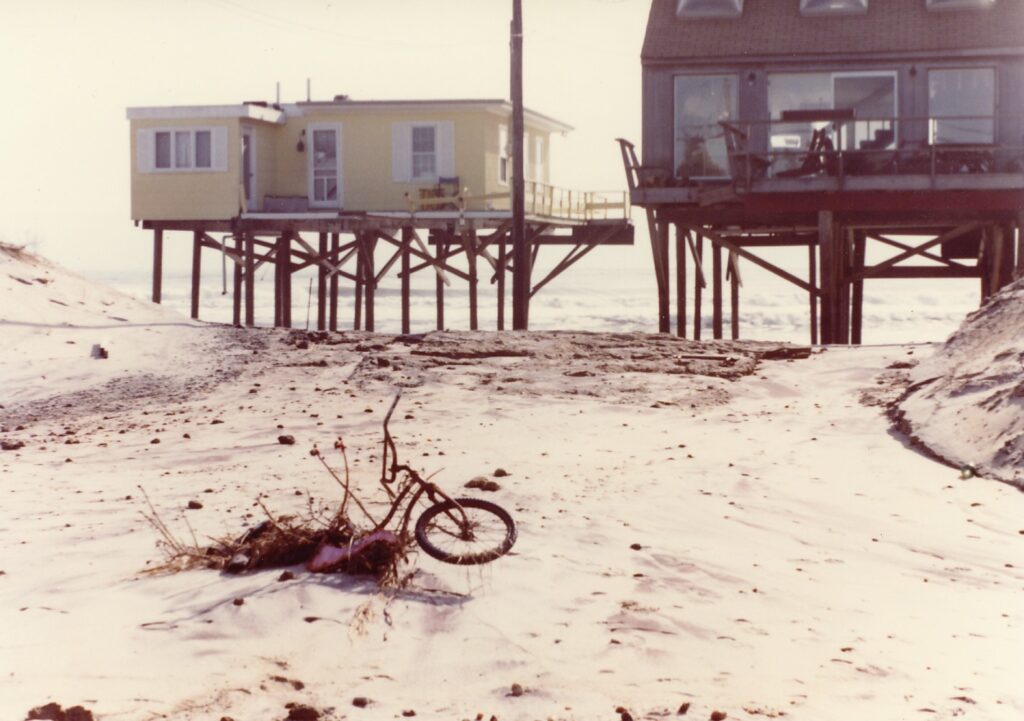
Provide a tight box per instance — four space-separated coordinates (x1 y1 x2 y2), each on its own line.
926 0 995 9
676 0 743 18
801 0 868 15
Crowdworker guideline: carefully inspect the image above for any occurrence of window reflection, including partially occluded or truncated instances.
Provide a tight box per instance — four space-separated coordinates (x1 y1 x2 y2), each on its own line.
929 68 995 144
673 74 736 179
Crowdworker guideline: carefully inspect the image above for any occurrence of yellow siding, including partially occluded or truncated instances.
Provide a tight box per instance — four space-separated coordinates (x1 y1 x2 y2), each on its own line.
129 106 561 219
130 118 240 221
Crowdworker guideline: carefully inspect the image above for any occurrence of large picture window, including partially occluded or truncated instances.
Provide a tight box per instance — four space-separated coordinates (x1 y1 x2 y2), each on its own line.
928 68 995 144
673 74 737 179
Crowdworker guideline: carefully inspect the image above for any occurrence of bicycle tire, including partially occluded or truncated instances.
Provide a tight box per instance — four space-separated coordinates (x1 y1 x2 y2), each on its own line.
414 497 517 565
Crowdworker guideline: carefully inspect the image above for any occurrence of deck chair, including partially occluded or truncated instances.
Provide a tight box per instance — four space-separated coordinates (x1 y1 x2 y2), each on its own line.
776 127 837 178
719 121 770 185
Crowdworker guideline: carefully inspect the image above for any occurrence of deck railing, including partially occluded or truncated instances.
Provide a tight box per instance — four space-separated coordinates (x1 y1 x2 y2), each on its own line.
663 115 1023 191
406 180 630 221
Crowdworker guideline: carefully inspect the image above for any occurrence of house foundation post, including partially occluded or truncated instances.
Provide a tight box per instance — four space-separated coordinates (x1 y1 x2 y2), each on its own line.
364 234 376 332
152 229 164 304
244 233 255 327
317 232 327 331
190 230 202 320
435 233 446 330
818 211 835 344
353 232 364 331
646 210 670 333
282 234 293 328
232 234 242 327
496 234 507 331
729 252 739 340
1016 212 1024 280
836 226 853 344
712 241 723 340
675 225 687 338
467 229 479 331
273 235 283 327
329 232 339 331
401 227 412 334
851 231 866 345
693 232 703 340
808 243 818 345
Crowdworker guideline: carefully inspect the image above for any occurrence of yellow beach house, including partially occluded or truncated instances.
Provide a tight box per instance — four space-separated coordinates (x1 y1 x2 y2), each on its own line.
127 97 589 221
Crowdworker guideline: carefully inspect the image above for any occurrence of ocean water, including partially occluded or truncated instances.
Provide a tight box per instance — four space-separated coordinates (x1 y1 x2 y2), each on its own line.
85 244 981 346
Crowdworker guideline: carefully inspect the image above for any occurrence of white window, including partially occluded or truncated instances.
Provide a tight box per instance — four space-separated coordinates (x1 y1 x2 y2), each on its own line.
926 0 995 10
391 122 454 183
498 124 509 184
800 0 868 15
411 125 437 180
145 128 218 172
929 68 996 143
676 0 743 17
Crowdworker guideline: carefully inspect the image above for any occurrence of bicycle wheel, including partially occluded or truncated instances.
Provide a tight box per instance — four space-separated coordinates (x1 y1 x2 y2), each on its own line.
414 497 517 565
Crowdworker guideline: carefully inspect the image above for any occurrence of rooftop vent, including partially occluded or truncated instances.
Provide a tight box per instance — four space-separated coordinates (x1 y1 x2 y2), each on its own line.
801 0 868 14
333 94 351 102
926 0 995 9
676 0 743 18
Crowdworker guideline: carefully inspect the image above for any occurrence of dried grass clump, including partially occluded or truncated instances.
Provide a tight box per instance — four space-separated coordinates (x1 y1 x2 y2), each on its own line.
139 438 411 586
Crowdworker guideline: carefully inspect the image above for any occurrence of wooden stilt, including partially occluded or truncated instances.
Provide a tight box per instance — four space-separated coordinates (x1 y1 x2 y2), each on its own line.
1016 212 1024 280
436 235 446 330
808 243 818 345
353 233 364 331
729 252 739 340
244 233 255 327
836 227 852 344
190 230 202 320
851 231 866 345
282 234 292 328
401 227 412 334
152 229 164 304
712 241 723 340
364 234 376 332
329 232 339 331
818 211 835 344
675 225 687 338
693 233 703 340
467 230 479 331
646 210 670 333
273 235 283 327
317 232 327 331
978 227 991 302
232 234 242 327
497 234 507 331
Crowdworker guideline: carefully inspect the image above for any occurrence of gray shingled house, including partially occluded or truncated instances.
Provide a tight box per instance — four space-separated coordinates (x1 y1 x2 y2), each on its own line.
624 0 1023 344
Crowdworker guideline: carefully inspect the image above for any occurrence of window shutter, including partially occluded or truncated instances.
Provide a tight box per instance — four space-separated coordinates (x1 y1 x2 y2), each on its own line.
211 126 229 171
437 121 455 178
392 123 412 182
136 129 155 173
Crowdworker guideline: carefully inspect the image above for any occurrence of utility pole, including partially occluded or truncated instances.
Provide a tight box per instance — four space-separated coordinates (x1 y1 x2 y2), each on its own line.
511 0 528 330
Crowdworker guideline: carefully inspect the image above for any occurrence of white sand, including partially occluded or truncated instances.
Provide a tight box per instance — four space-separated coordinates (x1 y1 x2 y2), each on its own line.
2 245 1022 721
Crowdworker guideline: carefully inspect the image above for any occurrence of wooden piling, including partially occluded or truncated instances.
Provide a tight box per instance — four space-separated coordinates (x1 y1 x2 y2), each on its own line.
818 211 835 344
693 233 703 340
244 233 255 327
353 233 364 331
851 231 866 345
281 234 292 328
317 232 327 331
436 235 446 330
712 241 723 340
232 234 242 327
497 234 507 331
364 234 376 332
675 225 687 338
468 230 479 330
329 232 339 331
808 243 818 345
152 229 164 304
190 231 202 320
729 253 739 340
401 227 412 334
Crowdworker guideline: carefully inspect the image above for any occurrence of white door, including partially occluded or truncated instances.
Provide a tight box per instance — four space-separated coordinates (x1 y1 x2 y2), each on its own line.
308 123 342 208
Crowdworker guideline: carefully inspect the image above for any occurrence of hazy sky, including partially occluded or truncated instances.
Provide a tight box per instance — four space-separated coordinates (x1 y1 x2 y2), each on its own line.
1 0 650 274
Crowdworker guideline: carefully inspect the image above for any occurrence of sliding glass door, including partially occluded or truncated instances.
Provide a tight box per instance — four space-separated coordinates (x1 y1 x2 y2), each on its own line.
673 74 737 180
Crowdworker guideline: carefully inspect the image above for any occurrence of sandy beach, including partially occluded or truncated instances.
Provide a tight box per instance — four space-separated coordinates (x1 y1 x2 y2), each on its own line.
2 246 1022 721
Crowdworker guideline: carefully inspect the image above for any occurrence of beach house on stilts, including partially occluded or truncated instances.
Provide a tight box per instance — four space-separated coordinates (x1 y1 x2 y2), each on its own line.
127 96 632 331
624 0 1024 343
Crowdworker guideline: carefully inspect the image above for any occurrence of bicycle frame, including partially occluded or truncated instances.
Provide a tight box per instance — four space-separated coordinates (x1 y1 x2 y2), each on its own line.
374 392 467 538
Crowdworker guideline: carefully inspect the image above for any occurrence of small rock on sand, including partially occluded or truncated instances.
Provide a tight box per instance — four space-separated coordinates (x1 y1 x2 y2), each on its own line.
352 697 370 708
285 705 320 721
493 468 510 477
710 711 728 721
509 682 524 697
186 500 203 510
465 477 501 492
278 435 296 445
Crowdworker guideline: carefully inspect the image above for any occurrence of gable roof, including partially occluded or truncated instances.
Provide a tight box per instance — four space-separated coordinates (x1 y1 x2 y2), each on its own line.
642 0 1024 62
